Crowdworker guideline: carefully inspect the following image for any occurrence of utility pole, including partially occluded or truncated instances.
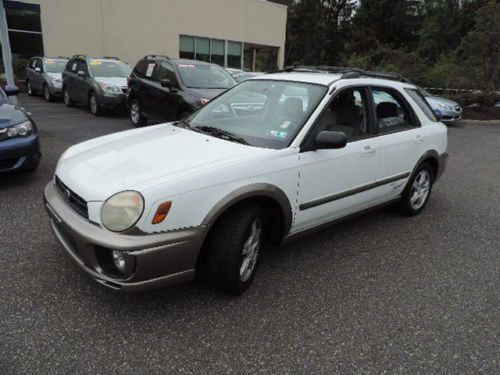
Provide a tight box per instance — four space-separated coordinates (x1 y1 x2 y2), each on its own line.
0 0 18 103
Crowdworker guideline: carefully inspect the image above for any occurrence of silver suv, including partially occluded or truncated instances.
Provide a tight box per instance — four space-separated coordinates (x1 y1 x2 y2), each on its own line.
26 57 68 101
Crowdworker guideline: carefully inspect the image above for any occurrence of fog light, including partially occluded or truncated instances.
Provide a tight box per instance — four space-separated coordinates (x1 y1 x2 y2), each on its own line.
112 250 126 273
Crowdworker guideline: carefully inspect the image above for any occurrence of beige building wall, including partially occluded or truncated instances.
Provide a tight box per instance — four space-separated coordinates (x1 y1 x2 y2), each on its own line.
22 0 287 68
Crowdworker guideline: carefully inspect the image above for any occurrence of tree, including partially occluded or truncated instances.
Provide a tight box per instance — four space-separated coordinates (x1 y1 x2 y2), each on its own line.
458 0 500 90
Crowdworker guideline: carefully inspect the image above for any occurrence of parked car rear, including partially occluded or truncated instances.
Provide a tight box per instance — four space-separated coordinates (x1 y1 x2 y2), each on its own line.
127 56 237 126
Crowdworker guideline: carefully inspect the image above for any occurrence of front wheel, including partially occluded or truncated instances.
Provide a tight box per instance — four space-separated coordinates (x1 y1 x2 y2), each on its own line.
204 205 265 294
89 93 104 116
399 163 434 216
129 99 147 127
63 87 75 107
43 84 53 102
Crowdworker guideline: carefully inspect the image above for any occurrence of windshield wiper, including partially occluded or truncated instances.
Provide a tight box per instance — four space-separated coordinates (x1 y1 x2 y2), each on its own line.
195 126 250 145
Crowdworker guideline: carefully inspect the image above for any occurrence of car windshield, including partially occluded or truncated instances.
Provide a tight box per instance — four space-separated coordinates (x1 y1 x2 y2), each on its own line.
46 59 67 73
184 80 327 149
177 63 237 89
89 60 132 78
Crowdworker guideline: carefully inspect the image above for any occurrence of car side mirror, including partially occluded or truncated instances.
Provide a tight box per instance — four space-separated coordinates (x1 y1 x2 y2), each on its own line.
35 67 42 73
4 86 19 96
77 70 86 77
314 130 347 150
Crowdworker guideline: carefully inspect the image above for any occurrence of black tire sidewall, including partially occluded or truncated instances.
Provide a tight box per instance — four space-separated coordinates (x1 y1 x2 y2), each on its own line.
63 88 73 107
90 93 101 115
43 84 52 101
205 205 265 294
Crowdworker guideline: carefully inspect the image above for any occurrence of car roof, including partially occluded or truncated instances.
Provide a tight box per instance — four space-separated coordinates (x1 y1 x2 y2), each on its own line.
251 71 417 89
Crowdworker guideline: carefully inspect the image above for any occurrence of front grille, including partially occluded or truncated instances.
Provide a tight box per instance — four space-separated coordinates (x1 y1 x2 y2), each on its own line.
55 176 89 219
0 158 18 170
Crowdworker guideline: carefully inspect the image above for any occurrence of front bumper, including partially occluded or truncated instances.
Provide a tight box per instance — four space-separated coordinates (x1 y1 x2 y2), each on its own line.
43 182 207 291
98 93 127 108
439 109 462 123
0 134 41 172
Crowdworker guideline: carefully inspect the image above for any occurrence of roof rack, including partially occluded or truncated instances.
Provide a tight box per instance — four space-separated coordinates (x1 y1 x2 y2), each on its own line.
269 65 412 83
56 56 70 59
72 54 88 59
144 54 170 60
103 56 120 60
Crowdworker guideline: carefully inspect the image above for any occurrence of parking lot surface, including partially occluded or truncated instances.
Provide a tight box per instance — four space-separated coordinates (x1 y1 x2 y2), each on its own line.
1 95 499 374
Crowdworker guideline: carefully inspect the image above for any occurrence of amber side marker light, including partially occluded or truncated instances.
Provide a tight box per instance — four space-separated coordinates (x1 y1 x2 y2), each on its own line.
152 201 172 224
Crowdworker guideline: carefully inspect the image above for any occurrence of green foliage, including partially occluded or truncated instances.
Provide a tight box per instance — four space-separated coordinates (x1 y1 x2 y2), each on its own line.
270 0 500 92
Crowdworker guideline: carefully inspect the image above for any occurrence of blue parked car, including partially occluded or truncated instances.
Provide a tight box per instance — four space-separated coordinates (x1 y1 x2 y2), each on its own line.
0 87 41 173
421 89 463 124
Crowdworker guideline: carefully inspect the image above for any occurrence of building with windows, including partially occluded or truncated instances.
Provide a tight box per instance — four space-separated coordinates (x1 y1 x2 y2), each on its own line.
0 0 287 81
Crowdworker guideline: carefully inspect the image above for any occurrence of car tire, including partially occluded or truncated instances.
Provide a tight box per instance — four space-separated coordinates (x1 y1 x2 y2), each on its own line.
63 87 75 107
89 93 104 116
399 162 434 216
27 82 35 96
204 204 265 295
129 99 147 127
43 84 53 102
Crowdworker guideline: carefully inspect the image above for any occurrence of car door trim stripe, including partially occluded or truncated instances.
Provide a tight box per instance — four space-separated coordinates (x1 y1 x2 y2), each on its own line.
299 172 411 211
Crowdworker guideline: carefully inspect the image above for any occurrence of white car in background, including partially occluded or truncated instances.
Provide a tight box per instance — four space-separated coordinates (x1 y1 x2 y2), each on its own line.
44 67 448 295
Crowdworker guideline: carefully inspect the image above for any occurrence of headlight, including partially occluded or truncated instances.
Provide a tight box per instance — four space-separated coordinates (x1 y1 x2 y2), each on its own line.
99 83 122 94
101 191 144 232
0 121 33 142
437 102 452 110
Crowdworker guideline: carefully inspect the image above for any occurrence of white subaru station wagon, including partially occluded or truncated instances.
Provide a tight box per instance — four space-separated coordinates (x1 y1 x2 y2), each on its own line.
44 67 448 294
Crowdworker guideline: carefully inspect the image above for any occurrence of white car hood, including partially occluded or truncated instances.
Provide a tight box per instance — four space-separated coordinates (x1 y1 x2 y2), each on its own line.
94 76 128 88
56 124 270 201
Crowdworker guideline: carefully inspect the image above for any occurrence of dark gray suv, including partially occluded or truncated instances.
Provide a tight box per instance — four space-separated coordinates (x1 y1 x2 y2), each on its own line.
62 55 132 116
26 57 68 101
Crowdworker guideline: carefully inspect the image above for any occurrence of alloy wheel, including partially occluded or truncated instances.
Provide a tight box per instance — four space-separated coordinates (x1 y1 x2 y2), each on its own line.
240 218 262 282
130 102 140 124
410 169 431 210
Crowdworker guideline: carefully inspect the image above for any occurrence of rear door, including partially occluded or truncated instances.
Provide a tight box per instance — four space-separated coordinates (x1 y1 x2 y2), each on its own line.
64 59 78 98
369 86 425 199
135 59 160 119
74 60 90 103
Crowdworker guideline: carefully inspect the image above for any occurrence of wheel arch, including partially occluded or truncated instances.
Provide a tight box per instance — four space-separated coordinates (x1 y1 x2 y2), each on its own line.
201 183 293 244
414 150 440 180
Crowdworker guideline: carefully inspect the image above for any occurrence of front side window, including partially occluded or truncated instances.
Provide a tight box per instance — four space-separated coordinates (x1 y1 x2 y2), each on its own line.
312 88 369 142
89 60 132 78
405 88 438 122
45 59 67 73
157 62 177 84
176 63 236 89
372 88 414 133
184 80 327 149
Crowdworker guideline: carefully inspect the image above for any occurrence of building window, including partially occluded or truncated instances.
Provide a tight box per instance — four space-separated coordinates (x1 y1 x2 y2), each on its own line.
210 39 225 66
179 35 195 59
0 1 44 80
195 37 210 62
227 41 242 69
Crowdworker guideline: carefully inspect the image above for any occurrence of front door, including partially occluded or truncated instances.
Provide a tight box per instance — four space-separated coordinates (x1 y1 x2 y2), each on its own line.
293 87 381 233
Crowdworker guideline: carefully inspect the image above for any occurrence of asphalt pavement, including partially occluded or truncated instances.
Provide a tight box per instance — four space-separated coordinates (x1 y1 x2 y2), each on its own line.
1 95 499 374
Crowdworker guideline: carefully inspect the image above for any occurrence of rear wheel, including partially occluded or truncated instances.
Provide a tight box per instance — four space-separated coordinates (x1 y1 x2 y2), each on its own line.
89 93 104 116
63 87 75 107
399 163 433 216
43 84 53 102
204 205 265 294
129 99 147 127
27 82 35 96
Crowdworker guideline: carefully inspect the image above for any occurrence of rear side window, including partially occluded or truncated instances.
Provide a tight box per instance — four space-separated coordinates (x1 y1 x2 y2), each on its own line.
157 62 178 84
405 88 438 122
371 88 416 133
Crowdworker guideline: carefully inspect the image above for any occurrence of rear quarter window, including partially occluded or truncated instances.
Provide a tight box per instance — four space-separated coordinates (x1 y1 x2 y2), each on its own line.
405 88 438 122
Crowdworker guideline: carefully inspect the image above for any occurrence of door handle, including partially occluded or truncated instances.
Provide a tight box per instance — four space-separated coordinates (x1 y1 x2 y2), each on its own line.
414 135 424 144
361 145 376 156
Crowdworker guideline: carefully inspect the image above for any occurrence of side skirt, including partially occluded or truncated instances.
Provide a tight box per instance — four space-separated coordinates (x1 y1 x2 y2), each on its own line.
282 197 401 244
